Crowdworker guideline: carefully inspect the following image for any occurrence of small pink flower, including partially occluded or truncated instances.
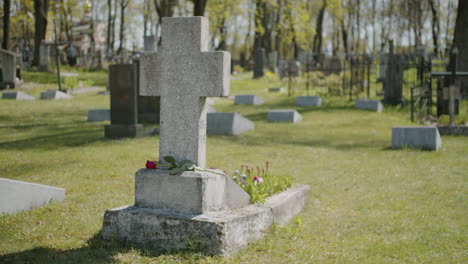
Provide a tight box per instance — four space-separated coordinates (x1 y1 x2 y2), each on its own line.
253 176 264 183
146 160 158 169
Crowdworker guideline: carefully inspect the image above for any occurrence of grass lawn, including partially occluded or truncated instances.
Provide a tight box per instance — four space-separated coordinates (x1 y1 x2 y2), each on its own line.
0 71 467 263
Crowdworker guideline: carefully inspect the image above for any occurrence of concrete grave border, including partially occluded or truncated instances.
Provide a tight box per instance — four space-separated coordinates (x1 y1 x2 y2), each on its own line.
102 184 309 256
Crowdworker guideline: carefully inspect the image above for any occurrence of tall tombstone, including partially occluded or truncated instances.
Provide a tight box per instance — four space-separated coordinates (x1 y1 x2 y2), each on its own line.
104 64 144 138
267 51 278 72
378 53 388 81
144 35 156 52
134 58 160 123
253 47 265 78
38 43 50 72
383 41 404 105
0 49 17 89
278 59 288 79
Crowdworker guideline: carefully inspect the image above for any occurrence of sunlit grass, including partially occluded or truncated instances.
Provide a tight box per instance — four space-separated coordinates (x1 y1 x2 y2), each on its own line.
0 70 467 263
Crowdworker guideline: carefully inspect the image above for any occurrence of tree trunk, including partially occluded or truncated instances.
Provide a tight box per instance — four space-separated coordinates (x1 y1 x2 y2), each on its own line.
106 0 112 59
253 0 265 55
428 0 440 56
312 0 327 55
33 0 49 66
452 0 468 98
153 0 178 46
341 19 348 54
192 0 207 16
2 0 11 50
117 0 128 58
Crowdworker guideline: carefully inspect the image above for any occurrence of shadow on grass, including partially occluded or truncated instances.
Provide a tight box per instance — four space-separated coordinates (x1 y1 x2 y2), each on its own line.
0 232 211 264
0 125 104 150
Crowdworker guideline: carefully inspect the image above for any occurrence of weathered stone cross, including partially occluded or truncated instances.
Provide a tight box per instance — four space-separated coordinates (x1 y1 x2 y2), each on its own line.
140 17 230 168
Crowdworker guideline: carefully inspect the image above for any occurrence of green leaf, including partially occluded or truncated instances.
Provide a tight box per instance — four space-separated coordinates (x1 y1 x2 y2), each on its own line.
170 167 183 175
164 156 176 164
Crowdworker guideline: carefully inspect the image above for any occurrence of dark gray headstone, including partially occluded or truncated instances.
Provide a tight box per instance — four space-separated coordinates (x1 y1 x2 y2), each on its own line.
383 42 404 105
105 64 143 138
38 43 50 72
253 48 265 78
134 59 160 123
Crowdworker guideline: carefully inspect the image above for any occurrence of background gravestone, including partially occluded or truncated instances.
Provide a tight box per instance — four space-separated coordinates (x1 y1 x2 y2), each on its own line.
0 49 17 89
0 178 65 214
383 42 404 105
278 59 288 79
253 48 265 78
268 51 278 72
134 58 160 124
144 35 156 52
105 64 143 138
38 43 50 72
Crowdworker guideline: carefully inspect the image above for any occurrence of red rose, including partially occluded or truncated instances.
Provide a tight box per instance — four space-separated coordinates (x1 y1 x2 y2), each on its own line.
146 160 157 169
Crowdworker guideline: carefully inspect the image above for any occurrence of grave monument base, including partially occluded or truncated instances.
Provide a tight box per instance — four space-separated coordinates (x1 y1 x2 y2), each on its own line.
102 184 309 256
104 124 144 138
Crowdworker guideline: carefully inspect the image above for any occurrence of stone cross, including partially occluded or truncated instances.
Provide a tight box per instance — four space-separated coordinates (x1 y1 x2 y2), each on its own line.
140 17 230 168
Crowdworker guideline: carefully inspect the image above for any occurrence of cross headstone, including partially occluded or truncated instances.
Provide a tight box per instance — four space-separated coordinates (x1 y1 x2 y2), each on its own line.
140 17 230 168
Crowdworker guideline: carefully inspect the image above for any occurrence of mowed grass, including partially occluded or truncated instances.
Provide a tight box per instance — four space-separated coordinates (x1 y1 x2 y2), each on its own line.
0 71 467 263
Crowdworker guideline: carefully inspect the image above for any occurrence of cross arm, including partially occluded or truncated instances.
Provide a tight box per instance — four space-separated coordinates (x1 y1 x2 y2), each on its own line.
200 51 231 97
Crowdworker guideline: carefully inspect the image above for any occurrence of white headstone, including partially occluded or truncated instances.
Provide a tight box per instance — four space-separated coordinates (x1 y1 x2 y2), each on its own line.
140 17 230 168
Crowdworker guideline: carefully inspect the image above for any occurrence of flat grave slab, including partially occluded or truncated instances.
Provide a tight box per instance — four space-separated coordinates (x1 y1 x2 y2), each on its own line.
392 126 442 151
2 91 35 100
88 109 110 122
40 90 72 100
355 99 383 112
437 125 468 136
103 184 309 256
268 109 302 123
0 178 65 214
296 96 322 107
234 95 264 105
268 87 285 93
207 112 254 136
